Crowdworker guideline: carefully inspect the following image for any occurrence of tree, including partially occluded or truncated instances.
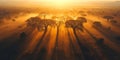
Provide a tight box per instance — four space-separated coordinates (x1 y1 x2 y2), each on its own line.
65 20 78 30
110 20 117 24
65 17 87 32
26 17 42 28
93 21 102 27
25 19 56 59
26 17 56 31
103 16 114 21
39 19 56 31
76 17 87 30
65 18 86 33
65 20 91 60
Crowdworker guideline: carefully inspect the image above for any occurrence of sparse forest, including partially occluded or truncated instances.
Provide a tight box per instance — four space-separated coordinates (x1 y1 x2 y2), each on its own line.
0 1 120 60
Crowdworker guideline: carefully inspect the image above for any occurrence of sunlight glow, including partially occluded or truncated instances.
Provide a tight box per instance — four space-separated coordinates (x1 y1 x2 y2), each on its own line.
45 0 73 7
38 0 75 8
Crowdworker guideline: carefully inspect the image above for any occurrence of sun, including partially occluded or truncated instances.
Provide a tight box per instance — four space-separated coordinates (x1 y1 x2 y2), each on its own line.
51 0 74 8
51 0 69 5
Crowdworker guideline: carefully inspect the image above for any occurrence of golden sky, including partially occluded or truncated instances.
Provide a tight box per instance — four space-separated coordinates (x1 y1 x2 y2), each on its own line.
0 0 119 7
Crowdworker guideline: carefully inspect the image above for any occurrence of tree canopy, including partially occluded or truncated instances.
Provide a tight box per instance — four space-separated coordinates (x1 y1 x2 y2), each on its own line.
26 17 56 31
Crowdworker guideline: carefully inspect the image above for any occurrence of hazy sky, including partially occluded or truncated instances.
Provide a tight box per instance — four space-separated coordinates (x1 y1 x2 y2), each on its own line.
0 0 119 2
0 0 119 7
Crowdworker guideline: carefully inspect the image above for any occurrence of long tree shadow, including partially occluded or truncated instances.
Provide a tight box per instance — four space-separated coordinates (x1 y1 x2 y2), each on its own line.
36 47 47 60
51 22 60 60
73 28 97 60
20 28 48 60
93 23 120 44
67 28 84 60
83 27 98 41
36 27 52 60
0 26 35 60
84 22 120 60
21 27 49 60
19 17 57 60
65 19 97 60
0 32 28 60
98 43 120 60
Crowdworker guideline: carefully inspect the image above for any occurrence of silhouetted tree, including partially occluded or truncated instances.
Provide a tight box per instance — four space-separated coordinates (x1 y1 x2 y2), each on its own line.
103 16 114 21
93 21 102 27
26 17 41 28
25 19 56 59
26 17 56 31
110 20 117 24
65 20 81 41
76 17 87 30
65 20 94 60
65 17 87 32
65 19 87 36
65 20 78 30
40 19 56 31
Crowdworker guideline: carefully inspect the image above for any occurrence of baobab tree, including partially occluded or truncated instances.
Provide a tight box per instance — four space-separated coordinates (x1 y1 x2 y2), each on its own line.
103 16 114 21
